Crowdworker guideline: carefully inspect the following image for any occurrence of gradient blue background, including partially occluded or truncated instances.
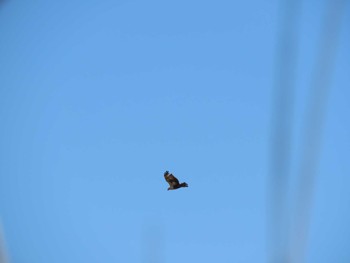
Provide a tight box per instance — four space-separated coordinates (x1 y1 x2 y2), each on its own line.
0 0 349 262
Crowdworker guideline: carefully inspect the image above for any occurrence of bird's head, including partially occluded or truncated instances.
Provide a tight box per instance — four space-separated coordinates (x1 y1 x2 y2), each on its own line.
164 171 169 176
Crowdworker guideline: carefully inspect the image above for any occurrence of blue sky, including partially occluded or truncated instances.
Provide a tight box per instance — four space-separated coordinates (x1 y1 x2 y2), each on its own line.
0 0 349 262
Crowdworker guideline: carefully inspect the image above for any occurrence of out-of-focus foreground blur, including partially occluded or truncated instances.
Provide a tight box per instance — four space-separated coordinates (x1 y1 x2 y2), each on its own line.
0 0 349 262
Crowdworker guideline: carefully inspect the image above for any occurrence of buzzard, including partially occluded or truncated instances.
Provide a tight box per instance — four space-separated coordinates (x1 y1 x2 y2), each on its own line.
164 171 188 190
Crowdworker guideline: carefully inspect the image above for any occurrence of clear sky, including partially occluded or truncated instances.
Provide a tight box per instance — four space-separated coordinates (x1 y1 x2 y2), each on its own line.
0 0 349 262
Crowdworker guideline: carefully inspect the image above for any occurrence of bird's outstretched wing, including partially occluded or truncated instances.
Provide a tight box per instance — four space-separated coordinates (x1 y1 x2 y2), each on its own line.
164 171 180 187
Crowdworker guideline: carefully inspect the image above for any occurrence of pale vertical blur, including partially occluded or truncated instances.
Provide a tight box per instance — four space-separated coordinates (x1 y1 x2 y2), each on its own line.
0 222 10 263
141 224 164 263
269 0 300 261
270 0 348 263
291 0 348 262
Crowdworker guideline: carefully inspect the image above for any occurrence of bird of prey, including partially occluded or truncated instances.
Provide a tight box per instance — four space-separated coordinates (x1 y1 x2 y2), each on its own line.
164 171 188 190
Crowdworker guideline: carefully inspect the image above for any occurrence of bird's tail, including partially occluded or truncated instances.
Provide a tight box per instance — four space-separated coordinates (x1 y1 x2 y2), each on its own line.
180 182 188 188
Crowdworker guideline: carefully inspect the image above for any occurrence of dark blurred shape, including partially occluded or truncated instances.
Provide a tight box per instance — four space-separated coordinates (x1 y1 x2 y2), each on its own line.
290 0 348 262
0 0 7 6
269 0 300 262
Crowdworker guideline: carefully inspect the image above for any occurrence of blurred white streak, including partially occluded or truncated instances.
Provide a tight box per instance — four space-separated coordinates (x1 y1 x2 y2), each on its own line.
291 0 348 262
0 222 10 263
269 0 300 262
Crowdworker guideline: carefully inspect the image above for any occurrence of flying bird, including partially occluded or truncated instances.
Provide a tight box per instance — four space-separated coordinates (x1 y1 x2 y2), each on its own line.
164 171 188 190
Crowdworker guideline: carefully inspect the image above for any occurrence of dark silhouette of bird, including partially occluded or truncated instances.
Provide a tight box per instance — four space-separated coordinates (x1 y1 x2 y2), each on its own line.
164 171 188 190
